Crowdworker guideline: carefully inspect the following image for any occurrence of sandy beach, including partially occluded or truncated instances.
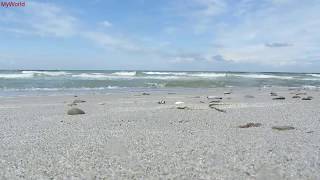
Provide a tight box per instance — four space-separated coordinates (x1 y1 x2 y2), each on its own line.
0 87 319 179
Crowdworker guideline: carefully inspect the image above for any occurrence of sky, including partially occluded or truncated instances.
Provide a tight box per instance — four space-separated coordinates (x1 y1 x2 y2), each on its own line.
0 0 319 72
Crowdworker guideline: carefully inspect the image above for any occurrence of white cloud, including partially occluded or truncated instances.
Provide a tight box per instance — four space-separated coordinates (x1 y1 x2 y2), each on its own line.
0 2 78 37
211 0 320 66
100 20 113 28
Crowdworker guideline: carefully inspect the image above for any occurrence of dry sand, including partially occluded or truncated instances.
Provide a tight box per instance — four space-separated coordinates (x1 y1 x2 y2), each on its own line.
0 87 319 179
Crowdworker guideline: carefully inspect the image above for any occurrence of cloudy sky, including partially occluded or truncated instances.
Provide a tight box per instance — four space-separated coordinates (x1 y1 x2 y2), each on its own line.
0 0 319 72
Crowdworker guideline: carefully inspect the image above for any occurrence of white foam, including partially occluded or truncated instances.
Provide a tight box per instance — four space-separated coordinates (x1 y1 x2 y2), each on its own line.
21 71 70 76
111 71 136 76
72 73 109 79
233 74 294 79
0 73 34 79
143 72 187 76
307 74 320 78
189 73 226 78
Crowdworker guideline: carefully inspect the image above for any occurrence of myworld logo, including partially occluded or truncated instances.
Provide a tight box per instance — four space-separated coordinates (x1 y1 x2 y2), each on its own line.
1 1 26 8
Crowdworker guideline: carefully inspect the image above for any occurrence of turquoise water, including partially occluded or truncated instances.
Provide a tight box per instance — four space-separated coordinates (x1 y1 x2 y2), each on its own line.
0 70 319 95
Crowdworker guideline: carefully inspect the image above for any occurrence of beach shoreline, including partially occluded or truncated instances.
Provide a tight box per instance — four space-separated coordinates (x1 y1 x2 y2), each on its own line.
0 87 319 179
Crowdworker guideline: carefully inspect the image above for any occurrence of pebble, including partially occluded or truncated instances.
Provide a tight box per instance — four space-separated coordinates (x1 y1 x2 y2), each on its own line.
302 96 313 100
207 96 223 100
67 108 85 115
292 95 301 98
238 123 262 128
177 106 189 110
142 93 150 95
73 99 86 104
158 100 166 104
272 126 295 131
272 96 285 100
270 92 278 96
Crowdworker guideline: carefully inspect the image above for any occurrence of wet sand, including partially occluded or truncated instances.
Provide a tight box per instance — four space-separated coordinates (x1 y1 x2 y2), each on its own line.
0 87 319 179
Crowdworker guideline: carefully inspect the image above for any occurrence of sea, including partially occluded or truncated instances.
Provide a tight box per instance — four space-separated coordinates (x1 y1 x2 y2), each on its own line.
0 70 319 96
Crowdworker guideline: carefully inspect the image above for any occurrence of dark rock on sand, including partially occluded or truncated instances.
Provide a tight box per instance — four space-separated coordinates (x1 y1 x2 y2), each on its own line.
292 95 301 98
210 100 221 103
67 108 85 115
207 96 223 100
238 123 262 128
270 92 278 96
142 93 150 95
177 106 189 110
158 100 166 104
208 104 226 113
224 92 232 95
73 99 86 104
272 96 285 100
272 126 295 131
302 96 313 100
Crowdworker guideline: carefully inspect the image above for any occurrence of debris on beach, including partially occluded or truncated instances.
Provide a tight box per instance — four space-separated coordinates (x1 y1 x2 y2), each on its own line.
270 92 278 96
224 91 232 95
296 92 307 95
302 96 313 100
238 123 262 128
175 101 184 105
272 126 295 131
272 96 285 100
176 106 189 110
142 92 150 95
158 100 166 104
67 108 85 115
209 100 221 103
292 95 301 98
207 96 223 100
73 99 86 104
209 103 226 113
210 106 226 113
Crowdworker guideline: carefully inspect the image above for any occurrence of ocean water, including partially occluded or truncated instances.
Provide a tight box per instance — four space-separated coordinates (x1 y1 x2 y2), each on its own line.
0 70 319 96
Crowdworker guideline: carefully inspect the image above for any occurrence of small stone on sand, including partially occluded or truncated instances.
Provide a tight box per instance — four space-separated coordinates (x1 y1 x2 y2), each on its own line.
207 96 223 100
98 102 105 105
238 123 262 128
73 99 86 104
272 96 285 100
224 92 231 95
270 92 278 96
142 93 150 95
272 126 295 131
292 95 301 98
177 106 189 110
67 108 85 115
158 100 166 104
302 96 313 100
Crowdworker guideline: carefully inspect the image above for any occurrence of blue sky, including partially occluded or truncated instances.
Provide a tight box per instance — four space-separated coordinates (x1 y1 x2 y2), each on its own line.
0 0 319 72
